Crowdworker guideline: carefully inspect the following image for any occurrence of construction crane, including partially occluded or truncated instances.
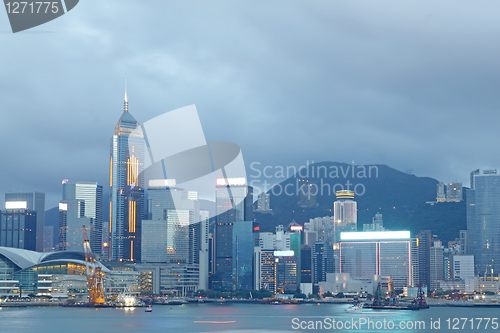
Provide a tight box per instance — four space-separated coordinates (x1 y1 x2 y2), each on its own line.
82 226 106 305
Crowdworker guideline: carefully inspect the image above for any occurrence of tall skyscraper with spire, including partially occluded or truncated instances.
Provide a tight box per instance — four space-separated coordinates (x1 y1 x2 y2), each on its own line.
109 88 145 261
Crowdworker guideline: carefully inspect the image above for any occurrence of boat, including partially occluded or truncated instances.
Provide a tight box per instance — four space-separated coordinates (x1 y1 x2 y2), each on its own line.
345 304 363 313
367 282 420 310
145 305 152 312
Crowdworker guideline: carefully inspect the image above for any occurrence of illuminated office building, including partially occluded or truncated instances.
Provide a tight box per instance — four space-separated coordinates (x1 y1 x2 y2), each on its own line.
333 190 357 244
254 225 301 291
0 205 37 251
254 250 298 293
340 231 412 289
5 192 45 252
109 90 145 261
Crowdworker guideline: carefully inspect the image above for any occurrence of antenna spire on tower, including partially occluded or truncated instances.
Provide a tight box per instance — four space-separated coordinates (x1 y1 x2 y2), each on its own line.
124 75 128 112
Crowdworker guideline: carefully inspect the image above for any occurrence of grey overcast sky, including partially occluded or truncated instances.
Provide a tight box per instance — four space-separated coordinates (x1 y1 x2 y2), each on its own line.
1 0 499 208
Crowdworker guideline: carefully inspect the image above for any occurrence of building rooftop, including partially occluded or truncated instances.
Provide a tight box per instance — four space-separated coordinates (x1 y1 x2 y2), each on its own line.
340 231 410 241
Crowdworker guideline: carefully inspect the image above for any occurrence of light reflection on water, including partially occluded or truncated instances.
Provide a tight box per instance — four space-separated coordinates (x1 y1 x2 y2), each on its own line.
0 303 499 332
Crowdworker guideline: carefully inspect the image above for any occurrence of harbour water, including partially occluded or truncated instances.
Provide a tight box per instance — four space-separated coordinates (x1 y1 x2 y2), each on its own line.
1 303 499 332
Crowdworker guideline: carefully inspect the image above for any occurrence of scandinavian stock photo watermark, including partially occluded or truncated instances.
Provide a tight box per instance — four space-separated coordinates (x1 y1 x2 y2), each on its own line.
249 161 379 198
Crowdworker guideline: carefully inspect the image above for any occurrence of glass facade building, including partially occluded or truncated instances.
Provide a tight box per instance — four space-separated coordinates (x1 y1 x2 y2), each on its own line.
213 182 253 291
5 191 45 252
275 254 298 293
58 200 91 252
140 187 208 294
467 171 500 275
232 220 253 290
109 93 145 261
312 241 335 288
62 181 103 255
339 231 412 289
141 187 200 264
0 209 37 251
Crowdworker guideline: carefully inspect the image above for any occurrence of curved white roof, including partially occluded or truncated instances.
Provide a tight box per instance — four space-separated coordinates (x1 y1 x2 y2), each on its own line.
0 247 45 269
0 247 110 273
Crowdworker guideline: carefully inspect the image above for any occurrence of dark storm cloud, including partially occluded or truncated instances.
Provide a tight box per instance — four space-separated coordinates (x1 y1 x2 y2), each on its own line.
0 0 499 207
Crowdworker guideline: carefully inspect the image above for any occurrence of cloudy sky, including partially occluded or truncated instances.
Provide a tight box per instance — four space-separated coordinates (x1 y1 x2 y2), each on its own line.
1 0 499 208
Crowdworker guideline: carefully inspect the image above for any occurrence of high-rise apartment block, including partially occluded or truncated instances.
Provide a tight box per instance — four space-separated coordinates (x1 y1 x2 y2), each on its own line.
446 181 463 202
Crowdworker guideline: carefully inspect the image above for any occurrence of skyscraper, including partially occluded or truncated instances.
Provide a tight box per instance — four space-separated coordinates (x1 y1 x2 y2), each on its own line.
232 220 253 290
417 230 432 288
467 169 500 275
0 204 36 251
339 231 412 289
44 226 54 252
140 183 208 293
5 191 44 252
430 241 444 290
213 178 253 291
109 90 145 261
62 181 103 254
58 200 91 251
470 169 480 190
312 241 335 291
333 190 357 244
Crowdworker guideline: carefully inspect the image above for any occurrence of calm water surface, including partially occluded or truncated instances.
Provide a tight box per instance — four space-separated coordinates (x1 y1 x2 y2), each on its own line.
1 303 499 332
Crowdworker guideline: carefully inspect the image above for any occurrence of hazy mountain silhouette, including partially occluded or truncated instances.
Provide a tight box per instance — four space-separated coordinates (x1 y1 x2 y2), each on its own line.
254 162 466 243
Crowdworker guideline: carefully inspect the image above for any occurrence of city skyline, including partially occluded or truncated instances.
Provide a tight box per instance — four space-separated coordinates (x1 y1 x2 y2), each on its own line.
3 1 500 330
2 1 500 209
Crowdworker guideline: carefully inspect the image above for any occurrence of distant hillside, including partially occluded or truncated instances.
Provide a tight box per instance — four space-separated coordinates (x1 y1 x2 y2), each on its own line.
253 162 466 243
